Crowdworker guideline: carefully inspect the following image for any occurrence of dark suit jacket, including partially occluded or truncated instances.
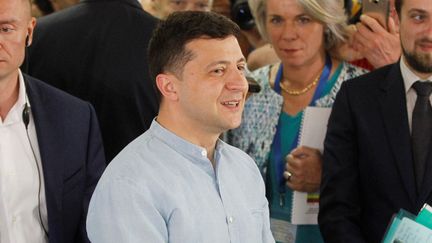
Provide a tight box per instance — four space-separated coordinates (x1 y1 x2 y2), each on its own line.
25 74 106 243
27 0 159 161
319 62 432 243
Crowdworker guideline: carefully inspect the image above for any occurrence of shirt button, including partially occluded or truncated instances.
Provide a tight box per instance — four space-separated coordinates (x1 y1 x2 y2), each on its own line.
201 150 207 157
227 216 234 224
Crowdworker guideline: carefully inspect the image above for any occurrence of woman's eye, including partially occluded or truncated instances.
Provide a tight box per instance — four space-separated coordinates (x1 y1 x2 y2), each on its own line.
297 16 311 24
269 16 283 25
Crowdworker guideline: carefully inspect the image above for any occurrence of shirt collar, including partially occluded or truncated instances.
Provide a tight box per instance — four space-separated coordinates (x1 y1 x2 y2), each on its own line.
1 70 29 125
149 119 225 163
400 56 432 93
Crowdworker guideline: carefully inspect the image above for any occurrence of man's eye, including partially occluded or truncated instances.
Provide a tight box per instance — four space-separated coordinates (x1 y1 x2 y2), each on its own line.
0 27 14 33
213 68 224 74
412 14 426 22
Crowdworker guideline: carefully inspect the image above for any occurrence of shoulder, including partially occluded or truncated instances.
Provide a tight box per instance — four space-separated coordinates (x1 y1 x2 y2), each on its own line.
35 0 156 28
343 63 396 89
248 64 277 87
25 74 94 114
101 130 163 178
219 140 262 174
340 62 369 79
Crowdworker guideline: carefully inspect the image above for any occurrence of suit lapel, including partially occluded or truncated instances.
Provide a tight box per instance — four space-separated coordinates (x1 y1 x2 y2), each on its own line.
24 76 63 239
378 63 417 206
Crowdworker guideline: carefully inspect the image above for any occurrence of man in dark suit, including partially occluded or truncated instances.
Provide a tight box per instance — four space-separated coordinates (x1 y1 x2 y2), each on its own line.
26 0 159 161
319 0 432 242
0 0 105 242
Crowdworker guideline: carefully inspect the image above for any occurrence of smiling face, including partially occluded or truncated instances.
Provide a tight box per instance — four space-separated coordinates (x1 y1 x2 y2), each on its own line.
265 0 325 68
0 0 35 84
168 36 248 135
399 0 432 77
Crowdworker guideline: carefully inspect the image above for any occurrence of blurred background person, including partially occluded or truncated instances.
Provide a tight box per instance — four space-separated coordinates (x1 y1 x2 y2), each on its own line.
0 0 105 242
339 0 401 70
212 0 256 66
26 0 159 162
227 0 367 242
319 0 432 241
142 0 213 19
231 0 279 70
31 0 79 17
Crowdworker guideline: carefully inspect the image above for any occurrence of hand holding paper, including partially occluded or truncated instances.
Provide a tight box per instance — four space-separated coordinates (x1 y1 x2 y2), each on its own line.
285 146 322 193
290 106 331 225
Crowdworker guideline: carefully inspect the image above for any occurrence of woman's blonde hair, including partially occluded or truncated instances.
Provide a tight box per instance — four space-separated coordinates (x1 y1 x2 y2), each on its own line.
249 0 348 51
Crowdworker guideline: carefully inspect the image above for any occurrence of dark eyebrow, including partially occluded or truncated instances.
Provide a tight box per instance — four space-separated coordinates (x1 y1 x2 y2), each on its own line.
408 8 428 15
205 57 246 69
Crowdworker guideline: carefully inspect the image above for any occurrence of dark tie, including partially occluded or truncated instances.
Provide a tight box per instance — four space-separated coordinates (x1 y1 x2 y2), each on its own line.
412 81 432 193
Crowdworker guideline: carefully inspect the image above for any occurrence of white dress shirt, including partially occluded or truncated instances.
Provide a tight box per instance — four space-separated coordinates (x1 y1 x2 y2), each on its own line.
401 57 432 132
0 70 48 243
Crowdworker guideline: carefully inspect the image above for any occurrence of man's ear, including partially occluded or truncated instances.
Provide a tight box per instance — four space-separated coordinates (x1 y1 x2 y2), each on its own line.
26 17 37 47
155 73 179 101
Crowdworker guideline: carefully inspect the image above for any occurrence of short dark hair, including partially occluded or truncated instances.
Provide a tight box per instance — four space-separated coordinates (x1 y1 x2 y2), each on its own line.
147 11 241 100
395 0 402 17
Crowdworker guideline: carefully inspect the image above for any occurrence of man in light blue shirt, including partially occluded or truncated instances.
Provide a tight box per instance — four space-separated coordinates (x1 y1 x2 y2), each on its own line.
86 11 274 243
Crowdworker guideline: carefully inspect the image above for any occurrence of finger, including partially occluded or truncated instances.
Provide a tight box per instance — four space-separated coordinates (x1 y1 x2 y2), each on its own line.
283 171 292 181
286 180 296 190
285 176 298 188
286 176 305 192
291 146 319 157
387 16 398 35
355 22 378 42
285 161 295 174
360 14 387 34
290 146 308 157
286 154 301 170
347 24 357 35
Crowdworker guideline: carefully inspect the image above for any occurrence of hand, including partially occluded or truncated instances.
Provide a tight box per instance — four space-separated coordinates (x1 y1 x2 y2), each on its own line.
334 25 364 62
283 146 322 193
352 14 401 68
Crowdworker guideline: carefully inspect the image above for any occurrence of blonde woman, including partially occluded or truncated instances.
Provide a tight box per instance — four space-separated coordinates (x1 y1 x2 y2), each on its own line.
228 0 367 242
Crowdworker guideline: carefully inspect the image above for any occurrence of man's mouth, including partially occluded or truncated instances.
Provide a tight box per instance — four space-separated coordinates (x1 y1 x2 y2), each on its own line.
221 100 240 107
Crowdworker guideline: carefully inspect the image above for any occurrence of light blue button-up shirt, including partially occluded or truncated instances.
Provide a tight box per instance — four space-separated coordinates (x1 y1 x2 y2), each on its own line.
87 120 274 243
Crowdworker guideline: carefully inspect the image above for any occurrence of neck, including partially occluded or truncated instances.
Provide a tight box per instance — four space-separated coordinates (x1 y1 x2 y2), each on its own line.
282 53 326 88
157 105 220 166
0 74 20 120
